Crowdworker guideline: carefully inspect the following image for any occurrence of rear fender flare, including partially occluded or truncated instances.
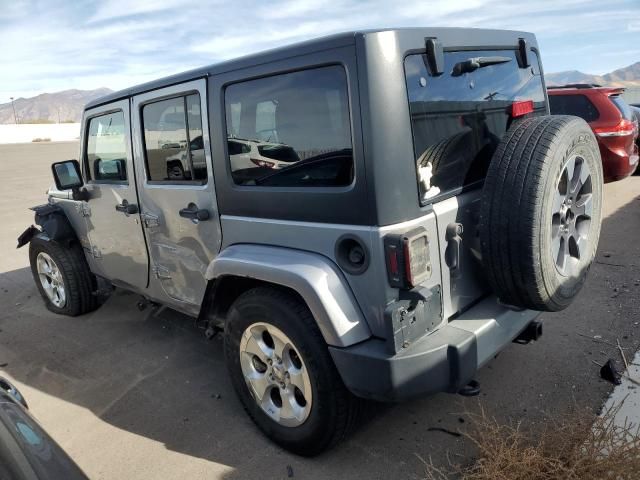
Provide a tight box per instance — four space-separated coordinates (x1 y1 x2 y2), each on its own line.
204 244 371 347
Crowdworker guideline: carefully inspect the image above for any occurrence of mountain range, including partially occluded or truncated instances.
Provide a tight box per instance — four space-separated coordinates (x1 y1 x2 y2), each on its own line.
0 61 638 124
545 61 640 87
0 88 112 124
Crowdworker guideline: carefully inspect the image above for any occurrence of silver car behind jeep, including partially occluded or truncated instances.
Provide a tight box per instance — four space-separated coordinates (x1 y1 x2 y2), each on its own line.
18 28 603 455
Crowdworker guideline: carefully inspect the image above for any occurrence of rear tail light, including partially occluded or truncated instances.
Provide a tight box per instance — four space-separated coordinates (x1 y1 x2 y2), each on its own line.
251 158 275 168
384 228 431 289
510 100 534 118
593 119 636 138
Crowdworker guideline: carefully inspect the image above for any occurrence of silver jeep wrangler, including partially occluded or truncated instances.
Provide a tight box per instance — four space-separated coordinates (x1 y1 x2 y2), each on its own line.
18 28 603 455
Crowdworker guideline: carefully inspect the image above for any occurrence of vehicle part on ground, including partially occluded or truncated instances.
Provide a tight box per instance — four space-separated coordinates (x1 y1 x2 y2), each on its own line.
224 287 360 456
480 115 603 311
29 236 97 315
457 379 481 397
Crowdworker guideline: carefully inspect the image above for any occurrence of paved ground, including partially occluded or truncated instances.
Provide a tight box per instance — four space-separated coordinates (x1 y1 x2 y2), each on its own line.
1 142 639 479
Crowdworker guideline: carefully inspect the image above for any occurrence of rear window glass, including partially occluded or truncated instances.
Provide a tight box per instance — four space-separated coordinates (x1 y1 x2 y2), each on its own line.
548 94 599 122
86 111 128 183
224 66 353 187
405 49 545 204
610 95 634 121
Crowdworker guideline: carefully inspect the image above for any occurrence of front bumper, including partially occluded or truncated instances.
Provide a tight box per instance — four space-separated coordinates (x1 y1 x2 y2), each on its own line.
329 296 540 402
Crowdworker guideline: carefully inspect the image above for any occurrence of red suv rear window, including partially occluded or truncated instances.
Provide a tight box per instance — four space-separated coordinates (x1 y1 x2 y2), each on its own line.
548 94 599 122
610 95 635 121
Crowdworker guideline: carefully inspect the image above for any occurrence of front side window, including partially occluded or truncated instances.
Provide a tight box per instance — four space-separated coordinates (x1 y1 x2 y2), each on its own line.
405 49 546 204
142 93 206 183
224 66 353 187
86 111 128 183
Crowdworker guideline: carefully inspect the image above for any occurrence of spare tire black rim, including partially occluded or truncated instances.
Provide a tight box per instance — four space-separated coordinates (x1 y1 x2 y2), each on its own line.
551 154 593 277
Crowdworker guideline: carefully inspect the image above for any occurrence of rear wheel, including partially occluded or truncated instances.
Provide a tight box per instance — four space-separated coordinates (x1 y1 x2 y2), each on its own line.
29 236 98 316
224 287 360 456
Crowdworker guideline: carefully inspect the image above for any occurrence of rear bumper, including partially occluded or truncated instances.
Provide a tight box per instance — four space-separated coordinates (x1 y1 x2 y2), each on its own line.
329 296 540 402
600 143 639 182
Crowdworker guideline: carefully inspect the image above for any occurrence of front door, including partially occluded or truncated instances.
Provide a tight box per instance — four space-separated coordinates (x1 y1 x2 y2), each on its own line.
81 100 149 290
132 80 221 310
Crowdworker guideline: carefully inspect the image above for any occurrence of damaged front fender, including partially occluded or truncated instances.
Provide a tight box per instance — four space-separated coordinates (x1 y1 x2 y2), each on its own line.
16 225 40 248
16 203 77 248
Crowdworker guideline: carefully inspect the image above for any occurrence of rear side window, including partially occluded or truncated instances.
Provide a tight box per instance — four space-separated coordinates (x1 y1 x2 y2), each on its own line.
142 93 207 184
405 49 546 204
86 111 128 183
610 95 634 121
224 66 353 187
548 94 599 122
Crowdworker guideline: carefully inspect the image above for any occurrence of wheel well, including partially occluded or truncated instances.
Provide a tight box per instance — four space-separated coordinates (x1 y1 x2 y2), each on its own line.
199 276 306 330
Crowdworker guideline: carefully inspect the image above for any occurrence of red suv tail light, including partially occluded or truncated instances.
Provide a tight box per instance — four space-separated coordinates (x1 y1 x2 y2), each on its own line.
384 228 432 289
593 119 636 138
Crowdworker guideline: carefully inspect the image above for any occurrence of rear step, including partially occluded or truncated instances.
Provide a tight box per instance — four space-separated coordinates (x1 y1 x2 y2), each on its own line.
513 320 543 344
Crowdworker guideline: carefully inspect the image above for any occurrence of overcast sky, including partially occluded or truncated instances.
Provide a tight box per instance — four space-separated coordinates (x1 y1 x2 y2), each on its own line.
1 0 639 100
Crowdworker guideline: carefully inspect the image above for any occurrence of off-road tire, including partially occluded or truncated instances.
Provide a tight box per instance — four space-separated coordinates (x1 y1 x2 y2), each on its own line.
224 286 361 456
480 115 603 311
29 236 98 316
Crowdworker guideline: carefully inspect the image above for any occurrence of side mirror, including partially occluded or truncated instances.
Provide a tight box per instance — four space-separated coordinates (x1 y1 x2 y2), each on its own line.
0 377 28 409
51 160 89 201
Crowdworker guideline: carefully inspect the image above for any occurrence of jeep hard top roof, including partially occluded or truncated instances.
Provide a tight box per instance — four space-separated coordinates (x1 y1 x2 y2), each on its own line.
85 27 537 110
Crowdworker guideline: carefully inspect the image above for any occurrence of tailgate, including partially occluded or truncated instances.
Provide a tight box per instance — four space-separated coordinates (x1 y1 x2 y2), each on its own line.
404 47 547 318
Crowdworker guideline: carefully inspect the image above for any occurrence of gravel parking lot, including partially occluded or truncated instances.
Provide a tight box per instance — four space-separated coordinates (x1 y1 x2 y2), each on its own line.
1 142 639 479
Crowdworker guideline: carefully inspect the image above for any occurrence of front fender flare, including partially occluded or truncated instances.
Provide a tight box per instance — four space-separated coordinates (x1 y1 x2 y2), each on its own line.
205 244 371 348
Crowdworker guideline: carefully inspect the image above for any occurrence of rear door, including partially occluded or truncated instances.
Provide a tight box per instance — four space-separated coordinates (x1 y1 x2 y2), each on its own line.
404 48 547 318
132 80 221 310
81 101 149 289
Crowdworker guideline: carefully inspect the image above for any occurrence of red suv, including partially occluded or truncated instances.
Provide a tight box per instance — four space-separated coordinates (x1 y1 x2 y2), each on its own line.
548 84 639 182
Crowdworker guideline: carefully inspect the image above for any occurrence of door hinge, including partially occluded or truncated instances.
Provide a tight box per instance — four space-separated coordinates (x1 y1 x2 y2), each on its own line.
141 212 160 228
76 202 91 217
152 265 171 280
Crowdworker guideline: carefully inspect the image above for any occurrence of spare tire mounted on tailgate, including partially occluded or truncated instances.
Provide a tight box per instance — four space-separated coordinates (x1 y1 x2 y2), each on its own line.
480 115 603 312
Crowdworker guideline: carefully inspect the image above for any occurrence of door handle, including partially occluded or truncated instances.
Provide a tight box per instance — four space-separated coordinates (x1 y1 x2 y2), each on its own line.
115 200 138 215
179 203 210 221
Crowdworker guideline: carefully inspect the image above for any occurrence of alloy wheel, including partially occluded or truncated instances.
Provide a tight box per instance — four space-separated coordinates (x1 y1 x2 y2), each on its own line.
36 252 66 307
239 322 312 427
551 155 593 277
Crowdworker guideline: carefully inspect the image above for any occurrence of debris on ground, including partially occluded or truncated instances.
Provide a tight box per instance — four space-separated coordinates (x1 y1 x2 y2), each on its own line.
427 427 462 438
286 465 294 478
599 359 622 385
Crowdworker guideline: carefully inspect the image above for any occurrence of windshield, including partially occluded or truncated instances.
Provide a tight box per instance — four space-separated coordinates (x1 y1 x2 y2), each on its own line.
405 49 546 204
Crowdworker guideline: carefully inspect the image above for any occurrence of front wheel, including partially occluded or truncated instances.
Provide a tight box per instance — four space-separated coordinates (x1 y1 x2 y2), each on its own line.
224 287 360 456
29 236 98 316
